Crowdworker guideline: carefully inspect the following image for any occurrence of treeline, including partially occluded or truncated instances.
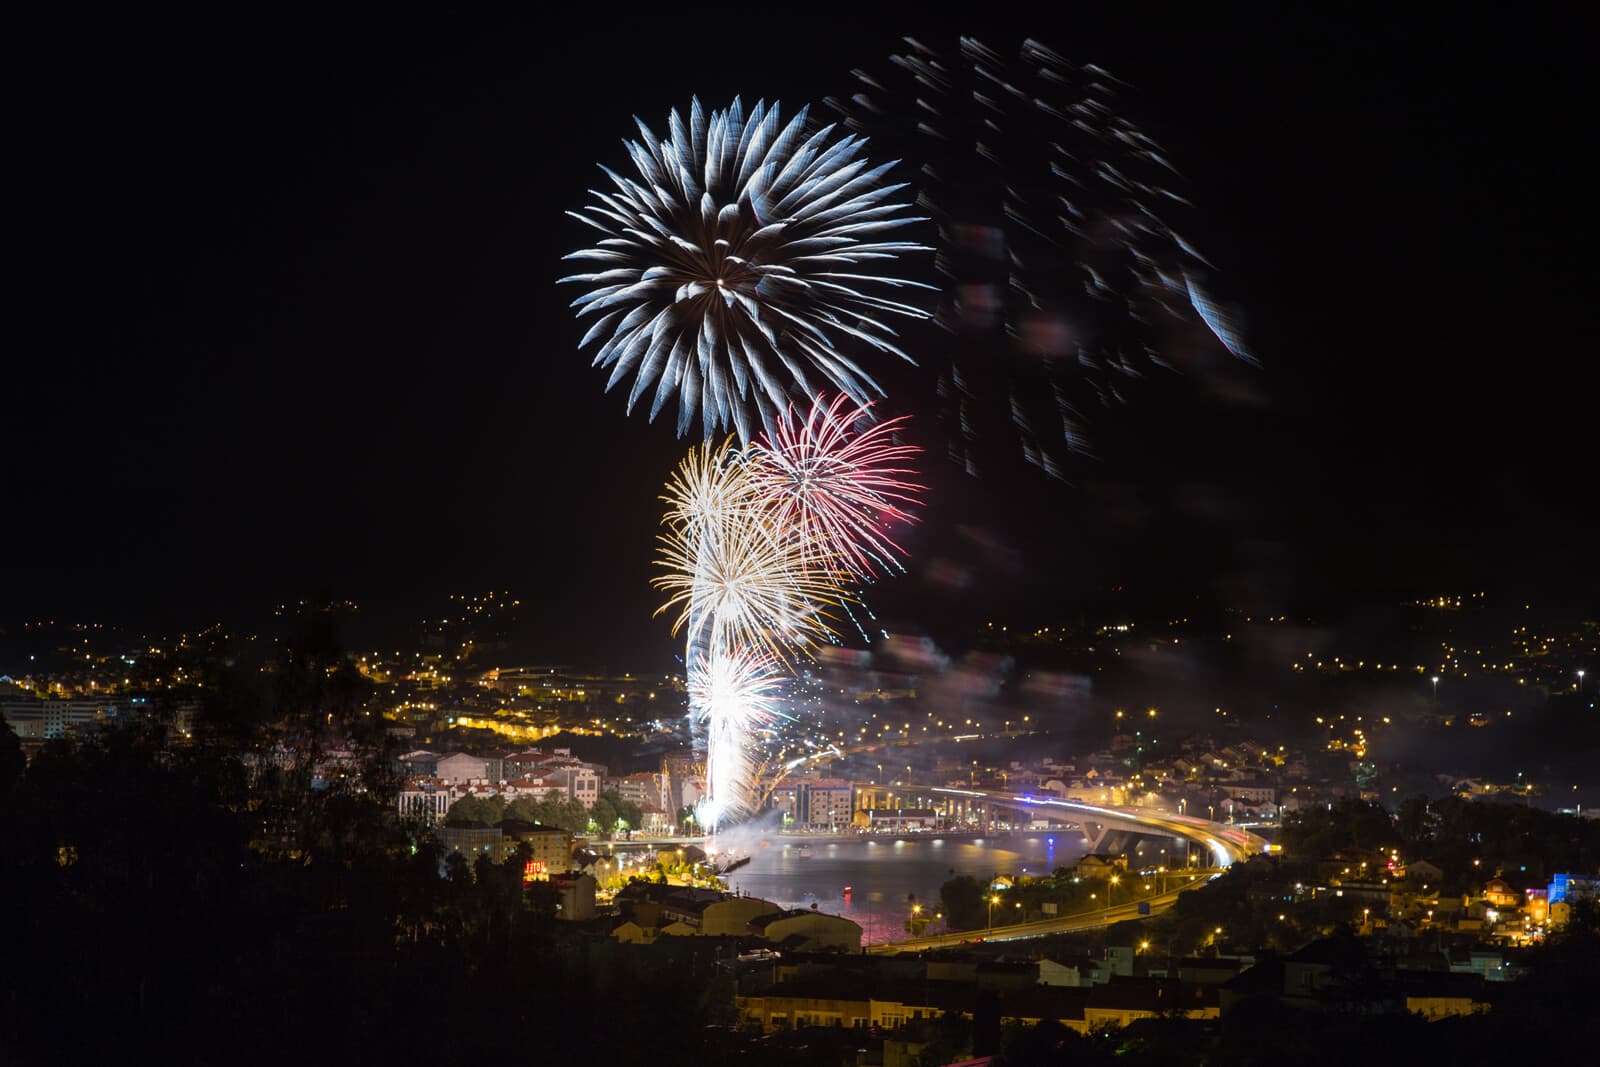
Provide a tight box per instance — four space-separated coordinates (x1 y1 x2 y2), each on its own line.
1282 795 1600 893
0 726 745 1063
939 870 1108 932
444 789 644 836
0 615 732 1063
1134 855 1366 956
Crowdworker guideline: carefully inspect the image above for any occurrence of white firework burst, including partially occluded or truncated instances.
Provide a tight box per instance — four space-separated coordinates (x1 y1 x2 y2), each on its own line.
562 97 933 443
653 479 848 665
659 434 755 535
688 644 786 828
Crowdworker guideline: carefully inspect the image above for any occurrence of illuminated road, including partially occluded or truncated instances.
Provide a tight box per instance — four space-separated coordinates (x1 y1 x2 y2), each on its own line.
867 787 1265 954
868 874 1207 953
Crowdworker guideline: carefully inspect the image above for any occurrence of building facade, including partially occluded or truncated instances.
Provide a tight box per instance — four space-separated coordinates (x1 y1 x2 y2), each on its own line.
796 779 855 832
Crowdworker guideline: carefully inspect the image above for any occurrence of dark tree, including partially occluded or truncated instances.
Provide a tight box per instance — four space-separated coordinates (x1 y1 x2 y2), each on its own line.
0 718 22 795
939 875 988 931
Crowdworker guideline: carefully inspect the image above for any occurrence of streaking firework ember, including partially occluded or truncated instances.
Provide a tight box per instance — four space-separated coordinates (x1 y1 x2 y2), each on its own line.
825 37 1253 479
561 97 934 443
748 394 924 579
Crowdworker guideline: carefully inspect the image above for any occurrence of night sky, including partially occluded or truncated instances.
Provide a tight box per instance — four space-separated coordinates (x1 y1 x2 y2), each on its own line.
4 10 1593 666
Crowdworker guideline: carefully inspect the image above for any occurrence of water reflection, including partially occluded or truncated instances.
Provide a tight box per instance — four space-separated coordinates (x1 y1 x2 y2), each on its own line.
725 833 1083 944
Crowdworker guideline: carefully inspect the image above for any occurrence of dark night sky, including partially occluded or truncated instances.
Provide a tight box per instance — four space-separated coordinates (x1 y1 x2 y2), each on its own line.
3 10 1594 667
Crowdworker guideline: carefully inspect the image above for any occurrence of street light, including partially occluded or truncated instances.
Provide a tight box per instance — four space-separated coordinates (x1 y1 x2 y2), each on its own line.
1579 670 1587 696
988 894 1002 934
1431 675 1440 704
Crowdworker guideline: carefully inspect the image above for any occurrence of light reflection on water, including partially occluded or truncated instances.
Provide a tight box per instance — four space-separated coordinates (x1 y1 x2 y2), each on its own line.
724 833 1087 944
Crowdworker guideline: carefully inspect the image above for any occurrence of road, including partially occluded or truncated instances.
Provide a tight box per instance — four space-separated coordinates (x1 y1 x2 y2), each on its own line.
868 871 1209 953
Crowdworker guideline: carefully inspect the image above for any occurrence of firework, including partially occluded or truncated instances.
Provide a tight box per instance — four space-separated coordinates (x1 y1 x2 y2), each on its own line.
653 469 849 664
561 97 934 443
748 393 924 579
826 38 1252 478
660 433 755 533
688 644 786 826
652 400 924 831
563 96 937 836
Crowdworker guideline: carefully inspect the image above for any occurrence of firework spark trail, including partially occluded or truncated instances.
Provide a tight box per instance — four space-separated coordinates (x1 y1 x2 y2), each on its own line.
825 37 1253 479
748 394 924 579
660 434 755 535
561 98 934 443
687 644 786 828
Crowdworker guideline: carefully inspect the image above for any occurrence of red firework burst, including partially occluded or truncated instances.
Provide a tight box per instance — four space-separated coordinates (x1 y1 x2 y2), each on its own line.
748 394 924 579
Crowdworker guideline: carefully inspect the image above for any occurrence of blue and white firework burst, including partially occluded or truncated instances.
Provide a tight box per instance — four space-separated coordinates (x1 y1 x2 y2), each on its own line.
562 97 933 443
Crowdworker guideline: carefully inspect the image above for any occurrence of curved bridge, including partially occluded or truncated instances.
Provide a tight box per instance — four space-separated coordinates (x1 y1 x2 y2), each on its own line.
927 787 1266 868
865 787 1266 954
